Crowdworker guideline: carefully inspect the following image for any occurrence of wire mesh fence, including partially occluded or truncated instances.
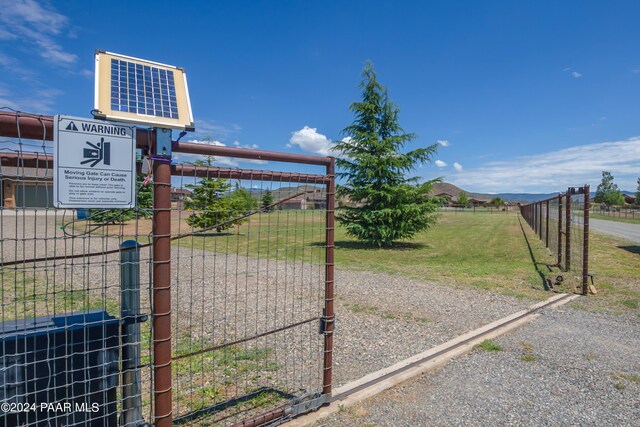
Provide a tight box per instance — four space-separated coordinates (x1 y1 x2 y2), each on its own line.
519 186 590 295
0 110 335 426
0 115 154 426
590 204 639 220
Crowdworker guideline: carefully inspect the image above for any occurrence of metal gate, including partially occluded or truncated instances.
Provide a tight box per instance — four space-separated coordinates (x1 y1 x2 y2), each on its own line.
0 110 335 426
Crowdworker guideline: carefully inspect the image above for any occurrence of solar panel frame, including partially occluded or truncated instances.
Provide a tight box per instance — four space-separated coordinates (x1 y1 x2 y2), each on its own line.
94 51 194 130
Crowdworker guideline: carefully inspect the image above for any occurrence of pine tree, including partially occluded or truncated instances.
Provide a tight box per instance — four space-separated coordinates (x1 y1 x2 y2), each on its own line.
334 63 440 247
594 171 624 206
184 179 255 232
261 189 274 212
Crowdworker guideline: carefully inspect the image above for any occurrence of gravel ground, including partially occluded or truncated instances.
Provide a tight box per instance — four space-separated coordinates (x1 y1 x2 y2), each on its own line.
332 270 532 386
319 305 640 426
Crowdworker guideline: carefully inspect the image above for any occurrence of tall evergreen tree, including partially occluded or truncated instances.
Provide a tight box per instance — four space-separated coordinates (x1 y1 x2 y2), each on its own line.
334 64 440 247
636 177 640 202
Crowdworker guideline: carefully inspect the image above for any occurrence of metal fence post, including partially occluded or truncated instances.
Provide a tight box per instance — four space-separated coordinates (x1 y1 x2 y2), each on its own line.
557 195 563 268
323 157 335 397
545 200 549 247
120 240 146 427
582 185 590 295
565 189 571 272
152 129 172 427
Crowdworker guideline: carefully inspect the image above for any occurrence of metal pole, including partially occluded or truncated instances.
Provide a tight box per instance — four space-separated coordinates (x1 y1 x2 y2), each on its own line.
322 157 335 397
120 240 146 427
565 190 571 272
152 129 172 427
545 200 549 248
557 195 563 268
582 185 590 295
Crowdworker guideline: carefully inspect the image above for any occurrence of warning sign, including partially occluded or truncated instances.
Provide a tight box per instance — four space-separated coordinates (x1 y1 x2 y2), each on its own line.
54 115 136 208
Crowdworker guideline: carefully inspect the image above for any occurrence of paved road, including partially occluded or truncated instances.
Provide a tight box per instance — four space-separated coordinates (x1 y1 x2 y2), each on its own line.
588 218 640 243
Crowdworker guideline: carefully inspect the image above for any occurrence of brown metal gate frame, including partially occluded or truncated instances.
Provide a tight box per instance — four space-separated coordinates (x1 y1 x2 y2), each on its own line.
0 111 335 426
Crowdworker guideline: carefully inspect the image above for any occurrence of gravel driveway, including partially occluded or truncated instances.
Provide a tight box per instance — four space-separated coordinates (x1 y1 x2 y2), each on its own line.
318 305 640 426
588 218 640 243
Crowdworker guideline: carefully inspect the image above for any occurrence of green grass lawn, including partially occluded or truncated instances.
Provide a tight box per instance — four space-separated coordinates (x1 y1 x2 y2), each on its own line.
208 209 637 315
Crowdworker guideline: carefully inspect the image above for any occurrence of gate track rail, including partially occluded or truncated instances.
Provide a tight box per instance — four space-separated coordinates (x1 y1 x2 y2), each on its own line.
284 292 579 427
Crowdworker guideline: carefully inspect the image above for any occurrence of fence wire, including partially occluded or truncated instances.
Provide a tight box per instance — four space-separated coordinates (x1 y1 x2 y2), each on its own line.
519 186 590 295
0 125 154 426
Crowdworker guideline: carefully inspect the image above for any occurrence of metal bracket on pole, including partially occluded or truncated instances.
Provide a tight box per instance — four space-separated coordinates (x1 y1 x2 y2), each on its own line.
155 128 172 158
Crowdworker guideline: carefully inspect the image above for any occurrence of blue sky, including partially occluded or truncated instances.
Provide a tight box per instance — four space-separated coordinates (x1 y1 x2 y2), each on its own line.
1 0 638 193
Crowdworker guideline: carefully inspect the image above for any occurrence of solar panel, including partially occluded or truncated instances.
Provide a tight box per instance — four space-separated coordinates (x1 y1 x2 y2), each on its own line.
109 59 179 119
94 51 194 130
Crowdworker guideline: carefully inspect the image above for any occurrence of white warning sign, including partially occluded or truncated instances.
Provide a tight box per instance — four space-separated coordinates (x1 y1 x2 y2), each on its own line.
54 115 136 208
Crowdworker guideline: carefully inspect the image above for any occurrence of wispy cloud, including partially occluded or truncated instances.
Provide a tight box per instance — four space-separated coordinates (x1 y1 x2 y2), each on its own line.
0 0 77 66
0 85 61 113
174 138 266 167
0 1 78 113
289 126 335 156
437 139 450 147
194 118 242 141
450 137 640 193
453 162 463 172
434 160 447 168
563 67 583 78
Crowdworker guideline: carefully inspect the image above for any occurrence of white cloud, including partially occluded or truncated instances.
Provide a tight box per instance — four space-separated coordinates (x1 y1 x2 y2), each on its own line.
0 0 77 66
437 139 449 147
450 137 640 193
435 160 447 168
453 162 463 172
289 126 335 156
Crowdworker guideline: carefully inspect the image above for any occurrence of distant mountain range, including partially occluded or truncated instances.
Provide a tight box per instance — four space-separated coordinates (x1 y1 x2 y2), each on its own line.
433 183 635 203
478 190 636 203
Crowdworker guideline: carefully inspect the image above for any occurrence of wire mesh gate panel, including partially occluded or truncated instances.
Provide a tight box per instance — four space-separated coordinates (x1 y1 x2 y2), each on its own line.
0 111 335 426
519 186 590 295
168 164 330 426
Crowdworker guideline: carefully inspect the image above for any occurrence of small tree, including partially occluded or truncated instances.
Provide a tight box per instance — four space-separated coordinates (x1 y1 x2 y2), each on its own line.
184 179 255 232
594 171 624 206
490 196 504 206
636 177 640 203
335 63 440 247
458 191 469 208
261 190 274 212
89 174 152 223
